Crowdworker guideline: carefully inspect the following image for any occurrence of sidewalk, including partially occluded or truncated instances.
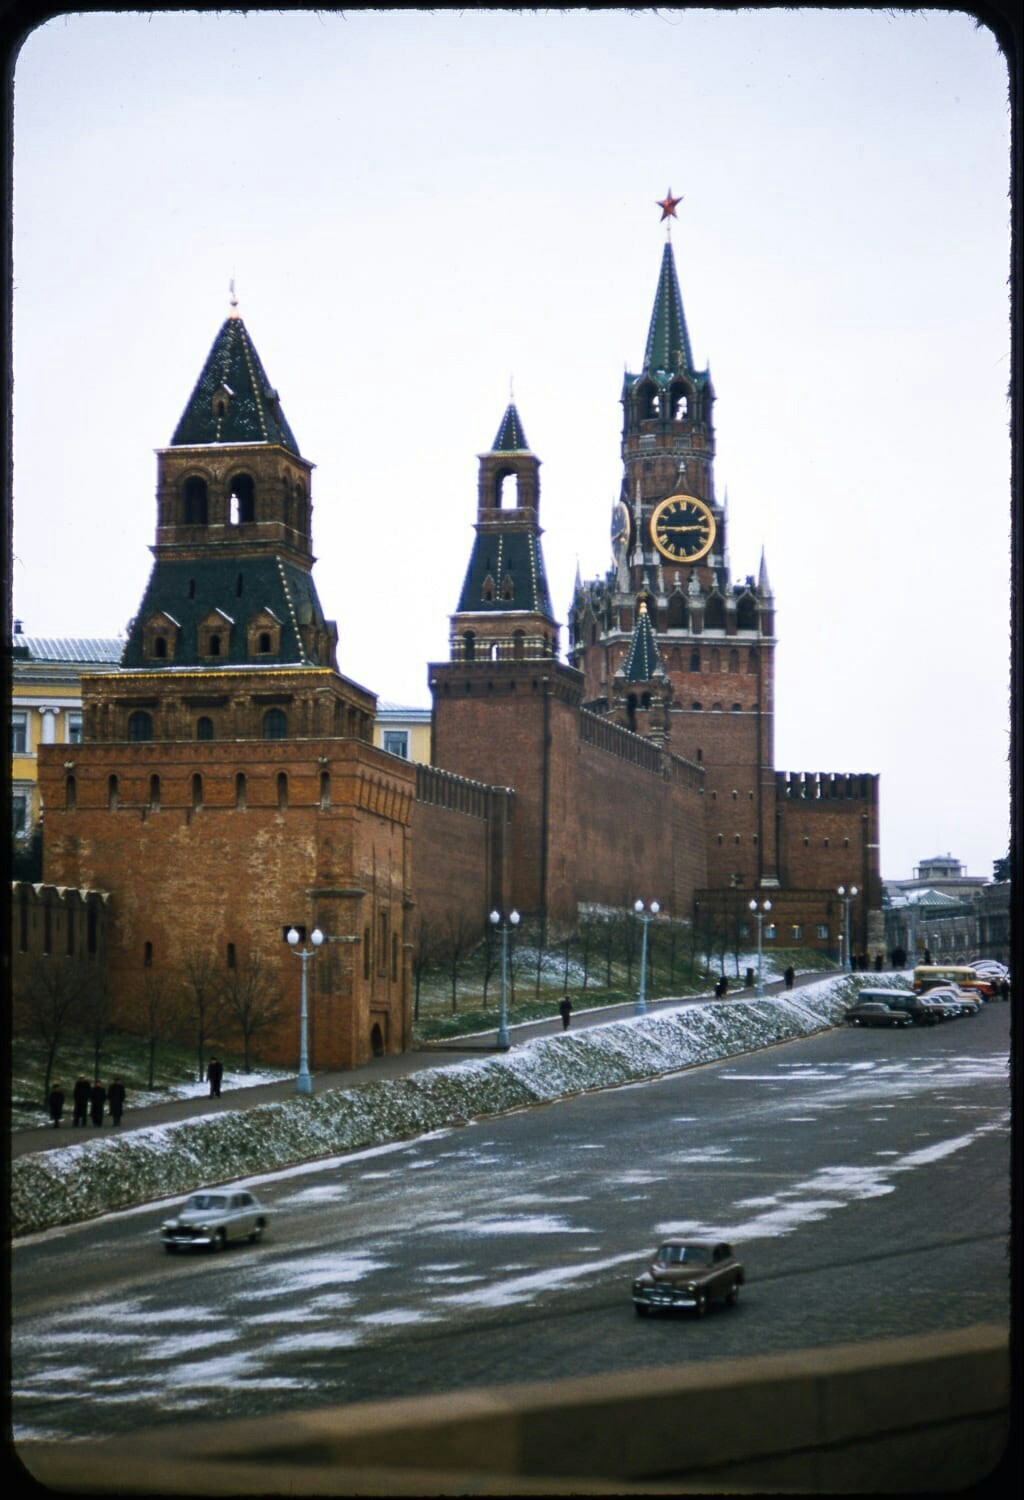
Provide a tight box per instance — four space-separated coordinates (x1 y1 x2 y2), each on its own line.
11 974 827 1159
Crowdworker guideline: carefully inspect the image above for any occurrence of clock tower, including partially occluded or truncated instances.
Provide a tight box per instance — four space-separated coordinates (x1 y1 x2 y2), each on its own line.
571 201 779 890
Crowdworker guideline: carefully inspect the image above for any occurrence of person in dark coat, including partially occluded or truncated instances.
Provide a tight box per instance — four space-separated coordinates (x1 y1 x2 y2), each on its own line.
207 1058 223 1098
72 1076 91 1127
783 966 795 990
745 967 755 989
558 996 573 1030
89 1080 106 1127
1000 979 1010 1003
107 1078 126 1126
48 1085 65 1128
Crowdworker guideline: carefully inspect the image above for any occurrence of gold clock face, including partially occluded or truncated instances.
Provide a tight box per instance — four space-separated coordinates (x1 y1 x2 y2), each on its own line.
650 494 716 563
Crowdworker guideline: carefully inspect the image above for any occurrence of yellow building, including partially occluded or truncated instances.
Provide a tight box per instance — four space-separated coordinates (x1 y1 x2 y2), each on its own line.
373 702 432 764
10 632 124 840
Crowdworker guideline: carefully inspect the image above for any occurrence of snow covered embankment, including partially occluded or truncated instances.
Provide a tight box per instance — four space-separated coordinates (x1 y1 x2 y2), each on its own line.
12 977 860 1238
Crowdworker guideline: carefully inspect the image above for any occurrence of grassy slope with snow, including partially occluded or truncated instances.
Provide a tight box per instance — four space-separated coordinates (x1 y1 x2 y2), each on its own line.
13 977 867 1238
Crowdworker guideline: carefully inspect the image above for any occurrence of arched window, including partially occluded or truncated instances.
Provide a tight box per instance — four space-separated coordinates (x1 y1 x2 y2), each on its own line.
319 771 331 808
128 711 153 742
229 474 255 525
107 774 119 810
463 631 476 662
263 708 287 740
736 595 758 630
690 651 701 672
183 476 208 525
704 594 726 630
258 631 273 654
276 772 288 809
191 773 203 811
196 716 214 741
148 774 160 810
154 636 168 659
235 772 247 809
668 595 688 629
209 634 222 657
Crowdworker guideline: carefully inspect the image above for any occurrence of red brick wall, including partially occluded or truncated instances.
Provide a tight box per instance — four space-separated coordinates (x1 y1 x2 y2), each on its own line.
38 738 415 1071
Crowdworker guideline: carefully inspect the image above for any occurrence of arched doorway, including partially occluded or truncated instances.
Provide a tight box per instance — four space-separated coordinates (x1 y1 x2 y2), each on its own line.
370 1023 385 1058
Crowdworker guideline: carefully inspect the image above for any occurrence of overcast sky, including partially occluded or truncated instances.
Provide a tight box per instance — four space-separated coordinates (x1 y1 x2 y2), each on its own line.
11 8 1011 881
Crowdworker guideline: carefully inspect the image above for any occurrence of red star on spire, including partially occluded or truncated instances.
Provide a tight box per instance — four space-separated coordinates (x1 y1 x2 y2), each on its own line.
656 189 683 222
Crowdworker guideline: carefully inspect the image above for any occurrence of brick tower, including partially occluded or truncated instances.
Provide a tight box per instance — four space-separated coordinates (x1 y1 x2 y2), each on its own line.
40 295 416 1069
570 208 779 892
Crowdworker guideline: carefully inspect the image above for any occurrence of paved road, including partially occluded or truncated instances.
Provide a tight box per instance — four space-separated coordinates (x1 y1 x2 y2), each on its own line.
11 999 1009 1445
11 972 830 1158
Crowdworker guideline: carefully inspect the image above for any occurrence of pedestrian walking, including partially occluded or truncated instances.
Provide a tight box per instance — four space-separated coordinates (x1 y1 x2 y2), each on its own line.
1000 979 1010 1003
784 965 795 990
207 1058 223 1098
107 1078 126 1126
48 1084 65 1128
72 1076 91 1128
745 967 755 989
89 1080 106 1127
558 996 573 1030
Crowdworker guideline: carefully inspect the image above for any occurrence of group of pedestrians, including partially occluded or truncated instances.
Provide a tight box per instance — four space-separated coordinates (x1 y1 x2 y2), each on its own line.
47 1076 127 1129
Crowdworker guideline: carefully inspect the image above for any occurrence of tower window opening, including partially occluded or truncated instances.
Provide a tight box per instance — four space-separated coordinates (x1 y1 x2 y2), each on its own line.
197 716 214 741
191 773 203 811
209 634 222 657
235 772 247 809
149 774 160 810
188 578 196 599
263 708 287 740
128 711 153 742
463 631 476 662
691 651 701 672
496 471 520 510
65 774 76 811
107 774 119 810
276 771 288 808
258 631 273 654
154 636 167 659
144 941 153 968
236 574 244 597
227 942 236 969
183 476 208 525
229 474 255 524
319 771 331 808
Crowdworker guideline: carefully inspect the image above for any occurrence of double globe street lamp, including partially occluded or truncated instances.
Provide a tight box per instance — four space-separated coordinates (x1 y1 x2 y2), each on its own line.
489 908 520 1051
634 899 660 1015
749 898 772 996
837 884 858 973
286 926 324 1094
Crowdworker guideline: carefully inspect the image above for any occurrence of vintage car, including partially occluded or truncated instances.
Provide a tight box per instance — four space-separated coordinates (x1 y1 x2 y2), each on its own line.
845 1000 913 1027
632 1240 744 1317
160 1189 269 1252
870 992 946 1026
924 984 980 1017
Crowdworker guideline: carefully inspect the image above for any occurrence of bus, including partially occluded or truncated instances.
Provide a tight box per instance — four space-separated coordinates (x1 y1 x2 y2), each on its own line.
912 965 992 998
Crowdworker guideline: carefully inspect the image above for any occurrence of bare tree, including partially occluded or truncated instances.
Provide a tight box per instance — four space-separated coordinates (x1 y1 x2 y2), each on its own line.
411 918 440 1021
480 920 499 1009
13 955 90 1107
81 969 113 1082
439 909 479 1013
140 970 184 1088
182 951 224 1083
222 949 286 1071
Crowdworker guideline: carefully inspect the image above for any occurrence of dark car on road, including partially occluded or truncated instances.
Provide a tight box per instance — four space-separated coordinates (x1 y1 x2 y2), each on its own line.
845 1000 913 1027
632 1240 744 1317
861 991 946 1026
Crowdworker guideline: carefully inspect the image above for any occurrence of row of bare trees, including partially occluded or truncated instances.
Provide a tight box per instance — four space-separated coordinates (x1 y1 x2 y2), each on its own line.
409 904 711 1019
13 947 286 1107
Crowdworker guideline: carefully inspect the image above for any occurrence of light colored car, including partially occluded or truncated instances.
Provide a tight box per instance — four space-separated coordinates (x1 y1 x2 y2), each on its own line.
924 985 980 1016
160 1189 270 1253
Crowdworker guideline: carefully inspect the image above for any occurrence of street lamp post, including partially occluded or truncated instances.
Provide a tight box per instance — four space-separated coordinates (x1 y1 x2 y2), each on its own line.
489 908 519 1050
748 898 772 996
286 926 324 1094
634 899 660 1015
837 885 858 973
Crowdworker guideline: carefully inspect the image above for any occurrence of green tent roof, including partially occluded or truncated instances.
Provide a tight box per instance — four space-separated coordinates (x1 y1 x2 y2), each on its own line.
171 315 300 454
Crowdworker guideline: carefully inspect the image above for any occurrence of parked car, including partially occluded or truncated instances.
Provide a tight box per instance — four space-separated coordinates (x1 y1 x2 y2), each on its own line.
160 1189 270 1252
924 985 980 1017
632 1240 744 1317
845 1000 913 1027
872 992 946 1026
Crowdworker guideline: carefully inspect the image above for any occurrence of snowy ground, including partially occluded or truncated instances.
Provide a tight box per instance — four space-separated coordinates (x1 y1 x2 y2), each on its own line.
11 974 877 1238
